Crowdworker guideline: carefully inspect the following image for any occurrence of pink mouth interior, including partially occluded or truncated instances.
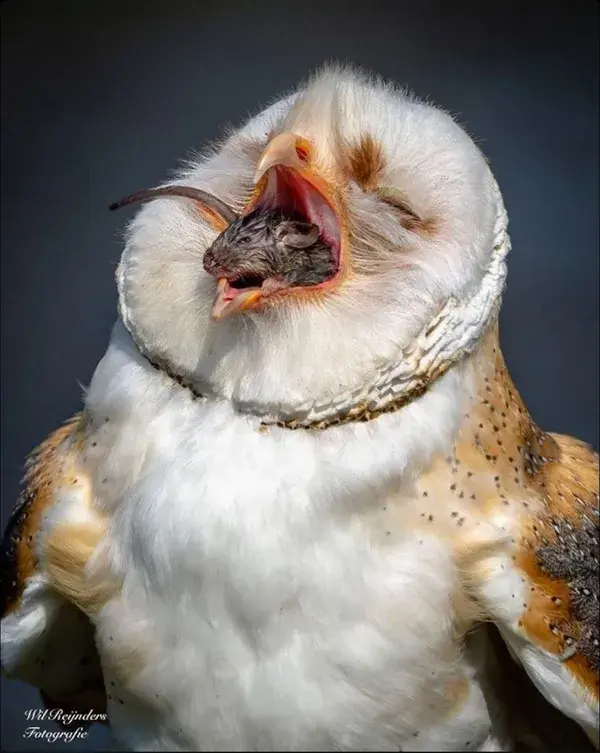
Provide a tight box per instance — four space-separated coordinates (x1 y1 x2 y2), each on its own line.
214 167 342 316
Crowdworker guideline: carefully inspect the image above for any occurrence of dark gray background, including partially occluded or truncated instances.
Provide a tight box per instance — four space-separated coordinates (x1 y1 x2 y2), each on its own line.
1 0 598 750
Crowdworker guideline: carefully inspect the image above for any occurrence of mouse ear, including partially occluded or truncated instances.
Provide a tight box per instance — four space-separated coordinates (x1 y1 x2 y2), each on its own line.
274 221 320 249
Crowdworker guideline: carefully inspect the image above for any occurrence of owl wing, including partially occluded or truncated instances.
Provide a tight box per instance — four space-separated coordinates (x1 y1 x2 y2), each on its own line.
478 432 599 747
0 415 107 719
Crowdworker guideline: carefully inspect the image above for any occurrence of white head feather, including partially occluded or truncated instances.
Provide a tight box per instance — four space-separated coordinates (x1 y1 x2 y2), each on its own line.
116 64 506 419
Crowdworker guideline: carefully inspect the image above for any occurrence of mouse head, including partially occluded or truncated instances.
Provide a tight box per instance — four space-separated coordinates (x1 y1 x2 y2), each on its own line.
203 212 320 283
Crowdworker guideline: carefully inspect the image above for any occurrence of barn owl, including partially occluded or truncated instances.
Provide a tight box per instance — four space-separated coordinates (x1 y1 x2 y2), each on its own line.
1 65 598 752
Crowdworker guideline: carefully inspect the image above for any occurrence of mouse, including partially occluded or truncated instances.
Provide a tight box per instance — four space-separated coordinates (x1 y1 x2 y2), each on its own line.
203 209 336 291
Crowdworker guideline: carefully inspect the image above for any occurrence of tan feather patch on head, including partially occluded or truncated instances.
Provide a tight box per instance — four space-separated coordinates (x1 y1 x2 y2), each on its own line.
345 133 385 191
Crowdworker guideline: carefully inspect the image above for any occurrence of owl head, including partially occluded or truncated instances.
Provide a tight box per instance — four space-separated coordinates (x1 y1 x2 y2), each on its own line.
115 65 507 419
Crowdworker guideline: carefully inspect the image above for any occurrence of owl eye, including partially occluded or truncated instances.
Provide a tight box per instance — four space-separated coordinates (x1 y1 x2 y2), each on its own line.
376 187 422 223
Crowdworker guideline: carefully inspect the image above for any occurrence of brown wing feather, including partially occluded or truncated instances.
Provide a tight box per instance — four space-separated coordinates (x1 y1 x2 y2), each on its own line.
0 415 108 720
1 414 84 617
516 432 599 702
413 325 599 739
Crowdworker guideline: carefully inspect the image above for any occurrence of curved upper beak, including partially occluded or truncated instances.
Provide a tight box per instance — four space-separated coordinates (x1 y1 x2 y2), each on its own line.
253 133 312 184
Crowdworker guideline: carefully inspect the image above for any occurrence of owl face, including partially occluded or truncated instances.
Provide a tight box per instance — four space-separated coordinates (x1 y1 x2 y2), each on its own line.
116 65 502 409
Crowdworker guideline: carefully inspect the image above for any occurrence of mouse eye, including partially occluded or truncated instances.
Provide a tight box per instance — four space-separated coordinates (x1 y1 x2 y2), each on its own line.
238 236 251 245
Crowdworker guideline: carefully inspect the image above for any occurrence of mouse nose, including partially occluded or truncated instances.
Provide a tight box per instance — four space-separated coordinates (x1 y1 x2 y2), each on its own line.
203 247 220 276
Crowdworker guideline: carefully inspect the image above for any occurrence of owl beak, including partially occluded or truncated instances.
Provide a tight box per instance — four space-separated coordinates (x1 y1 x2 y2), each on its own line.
210 133 345 321
211 278 263 320
253 133 311 183
250 133 339 218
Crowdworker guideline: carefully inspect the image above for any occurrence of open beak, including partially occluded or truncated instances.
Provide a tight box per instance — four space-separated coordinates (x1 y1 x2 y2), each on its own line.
210 132 344 320
210 278 263 320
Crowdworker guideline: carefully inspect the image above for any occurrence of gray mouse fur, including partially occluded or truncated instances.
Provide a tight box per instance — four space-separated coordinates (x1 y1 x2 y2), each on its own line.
203 210 336 288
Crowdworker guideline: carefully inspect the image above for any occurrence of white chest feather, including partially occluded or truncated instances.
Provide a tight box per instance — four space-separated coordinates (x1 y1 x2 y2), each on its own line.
82 325 498 751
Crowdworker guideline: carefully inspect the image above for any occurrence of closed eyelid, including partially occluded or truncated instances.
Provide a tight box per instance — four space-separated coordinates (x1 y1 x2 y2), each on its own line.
376 187 420 218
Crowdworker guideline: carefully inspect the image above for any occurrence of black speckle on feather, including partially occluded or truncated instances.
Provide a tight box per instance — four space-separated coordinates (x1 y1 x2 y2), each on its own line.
0 487 35 616
537 511 599 671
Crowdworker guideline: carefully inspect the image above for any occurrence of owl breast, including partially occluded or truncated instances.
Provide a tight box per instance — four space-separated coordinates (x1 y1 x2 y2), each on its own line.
81 327 497 751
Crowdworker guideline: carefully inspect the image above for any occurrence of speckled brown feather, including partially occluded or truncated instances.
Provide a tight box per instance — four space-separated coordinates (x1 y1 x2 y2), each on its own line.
0 414 113 720
516 433 599 698
0 414 85 617
412 323 599 704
